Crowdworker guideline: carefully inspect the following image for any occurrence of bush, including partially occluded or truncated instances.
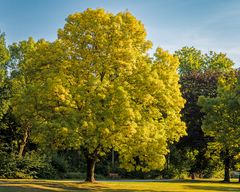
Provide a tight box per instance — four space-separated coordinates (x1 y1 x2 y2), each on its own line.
202 167 224 178
0 149 56 179
63 172 85 179
0 151 18 178
51 153 69 173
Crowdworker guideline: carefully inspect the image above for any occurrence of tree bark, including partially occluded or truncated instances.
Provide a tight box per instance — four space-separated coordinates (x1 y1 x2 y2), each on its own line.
85 157 96 182
112 149 115 169
223 149 230 182
18 125 30 158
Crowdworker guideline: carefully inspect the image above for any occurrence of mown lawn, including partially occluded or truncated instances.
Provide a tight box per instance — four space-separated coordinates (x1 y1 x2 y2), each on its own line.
0 179 239 192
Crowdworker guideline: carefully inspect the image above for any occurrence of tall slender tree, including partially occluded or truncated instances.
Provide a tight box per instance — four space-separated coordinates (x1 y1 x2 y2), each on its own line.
8 38 38 158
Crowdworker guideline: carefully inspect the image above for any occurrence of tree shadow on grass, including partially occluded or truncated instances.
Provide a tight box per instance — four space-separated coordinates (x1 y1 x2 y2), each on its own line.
160 180 240 192
185 185 240 192
161 179 220 183
160 179 240 184
0 182 101 192
0 181 167 192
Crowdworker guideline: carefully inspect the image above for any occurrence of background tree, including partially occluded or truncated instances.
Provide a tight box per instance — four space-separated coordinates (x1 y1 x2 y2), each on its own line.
169 47 234 178
0 34 53 179
198 71 240 182
21 9 186 182
0 32 12 154
177 71 220 177
0 33 10 121
175 46 233 76
8 38 39 158
175 46 205 75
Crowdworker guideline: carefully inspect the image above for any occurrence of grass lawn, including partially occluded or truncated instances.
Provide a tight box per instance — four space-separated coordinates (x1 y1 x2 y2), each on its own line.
0 179 239 192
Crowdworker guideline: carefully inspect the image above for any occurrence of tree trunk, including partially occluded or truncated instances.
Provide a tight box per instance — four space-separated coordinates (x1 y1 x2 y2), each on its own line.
18 126 30 158
112 149 115 169
85 157 96 182
191 173 195 180
223 149 230 182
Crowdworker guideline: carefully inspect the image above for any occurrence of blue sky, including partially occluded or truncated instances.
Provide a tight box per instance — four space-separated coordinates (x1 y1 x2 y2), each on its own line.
0 0 240 67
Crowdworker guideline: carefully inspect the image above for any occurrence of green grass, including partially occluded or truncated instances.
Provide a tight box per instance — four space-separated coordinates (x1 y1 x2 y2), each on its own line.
0 179 239 192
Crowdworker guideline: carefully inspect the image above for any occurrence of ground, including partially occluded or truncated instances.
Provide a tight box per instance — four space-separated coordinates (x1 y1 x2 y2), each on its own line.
0 179 239 192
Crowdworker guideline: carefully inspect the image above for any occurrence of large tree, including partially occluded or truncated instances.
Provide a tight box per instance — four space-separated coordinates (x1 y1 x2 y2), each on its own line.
17 9 186 182
198 71 240 182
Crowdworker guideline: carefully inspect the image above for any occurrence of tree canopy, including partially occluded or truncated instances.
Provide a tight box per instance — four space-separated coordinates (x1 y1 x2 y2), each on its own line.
11 9 186 182
171 46 234 178
0 33 10 120
198 71 240 182
175 46 234 75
